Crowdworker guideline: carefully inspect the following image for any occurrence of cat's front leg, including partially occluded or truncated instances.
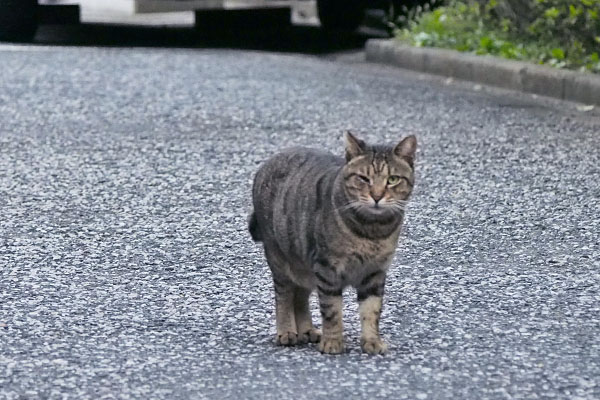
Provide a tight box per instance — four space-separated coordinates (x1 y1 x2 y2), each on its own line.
317 290 344 354
357 271 388 355
315 266 344 354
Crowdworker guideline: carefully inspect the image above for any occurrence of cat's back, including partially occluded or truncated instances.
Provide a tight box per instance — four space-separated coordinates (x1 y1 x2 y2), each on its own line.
250 147 342 242
253 147 341 196
257 146 340 173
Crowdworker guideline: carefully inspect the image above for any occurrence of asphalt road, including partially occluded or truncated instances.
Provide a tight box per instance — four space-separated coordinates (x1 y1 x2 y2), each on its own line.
1 24 599 399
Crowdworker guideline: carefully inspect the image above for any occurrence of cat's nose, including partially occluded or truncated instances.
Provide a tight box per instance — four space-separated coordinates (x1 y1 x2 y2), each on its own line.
371 191 384 203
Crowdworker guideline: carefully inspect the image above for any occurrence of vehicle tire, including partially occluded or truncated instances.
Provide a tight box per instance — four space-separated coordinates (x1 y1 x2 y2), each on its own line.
0 0 38 42
317 0 365 31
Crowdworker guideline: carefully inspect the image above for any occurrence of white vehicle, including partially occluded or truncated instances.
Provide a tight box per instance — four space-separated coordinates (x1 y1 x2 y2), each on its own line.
0 0 370 42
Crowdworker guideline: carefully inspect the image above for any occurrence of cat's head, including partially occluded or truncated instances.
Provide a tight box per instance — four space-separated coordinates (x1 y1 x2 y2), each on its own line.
340 131 417 222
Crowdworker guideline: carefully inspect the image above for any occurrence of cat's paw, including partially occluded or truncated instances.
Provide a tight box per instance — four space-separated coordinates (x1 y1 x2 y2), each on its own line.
361 337 388 355
318 337 344 354
276 331 298 346
298 328 321 344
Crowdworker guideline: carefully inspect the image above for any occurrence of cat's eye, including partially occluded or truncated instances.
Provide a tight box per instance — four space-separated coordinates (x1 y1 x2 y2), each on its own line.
356 175 370 184
387 175 403 186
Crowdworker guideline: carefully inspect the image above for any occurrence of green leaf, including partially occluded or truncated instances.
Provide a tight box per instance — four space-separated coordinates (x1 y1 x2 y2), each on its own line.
544 7 560 18
551 48 565 60
569 5 580 18
480 36 493 50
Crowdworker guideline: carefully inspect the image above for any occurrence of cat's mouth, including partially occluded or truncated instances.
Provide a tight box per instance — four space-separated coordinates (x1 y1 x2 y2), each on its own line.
370 205 395 216
356 203 399 218
368 199 394 211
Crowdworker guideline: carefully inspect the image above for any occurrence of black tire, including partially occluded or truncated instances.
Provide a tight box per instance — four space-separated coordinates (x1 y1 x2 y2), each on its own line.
0 0 38 42
317 0 365 31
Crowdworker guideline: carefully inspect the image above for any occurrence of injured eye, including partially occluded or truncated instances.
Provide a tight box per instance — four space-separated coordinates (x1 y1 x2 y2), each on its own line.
356 175 370 184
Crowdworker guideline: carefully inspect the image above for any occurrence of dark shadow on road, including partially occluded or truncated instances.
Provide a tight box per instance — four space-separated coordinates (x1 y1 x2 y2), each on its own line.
34 23 386 55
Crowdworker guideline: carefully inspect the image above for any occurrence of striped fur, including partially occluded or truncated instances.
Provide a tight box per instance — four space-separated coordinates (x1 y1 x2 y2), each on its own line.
250 132 417 354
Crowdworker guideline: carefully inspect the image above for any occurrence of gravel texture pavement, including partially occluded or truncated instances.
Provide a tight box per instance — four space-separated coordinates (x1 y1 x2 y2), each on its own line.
1 25 599 399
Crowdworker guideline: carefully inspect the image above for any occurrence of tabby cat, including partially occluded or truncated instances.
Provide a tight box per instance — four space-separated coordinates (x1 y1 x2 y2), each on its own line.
249 132 417 354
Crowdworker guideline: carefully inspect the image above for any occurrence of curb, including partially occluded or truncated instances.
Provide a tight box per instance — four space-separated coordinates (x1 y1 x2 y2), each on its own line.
365 39 600 106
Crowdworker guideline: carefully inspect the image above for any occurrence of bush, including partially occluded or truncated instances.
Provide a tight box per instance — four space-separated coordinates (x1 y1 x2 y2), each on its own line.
397 0 600 73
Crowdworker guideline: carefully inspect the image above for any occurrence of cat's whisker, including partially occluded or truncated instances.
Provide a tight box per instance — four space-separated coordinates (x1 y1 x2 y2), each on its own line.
387 203 407 212
336 201 362 212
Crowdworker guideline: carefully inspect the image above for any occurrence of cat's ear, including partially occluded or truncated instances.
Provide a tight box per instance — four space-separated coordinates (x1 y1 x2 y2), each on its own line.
345 131 366 161
394 135 417 167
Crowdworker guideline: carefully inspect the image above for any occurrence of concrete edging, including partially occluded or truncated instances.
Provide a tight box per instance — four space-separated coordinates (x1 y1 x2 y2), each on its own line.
365 39 600 106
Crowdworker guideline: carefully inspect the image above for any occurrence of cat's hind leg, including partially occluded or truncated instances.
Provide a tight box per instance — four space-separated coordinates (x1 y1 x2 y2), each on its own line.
294 287 321 344
272 273 298 345
265 248 298 345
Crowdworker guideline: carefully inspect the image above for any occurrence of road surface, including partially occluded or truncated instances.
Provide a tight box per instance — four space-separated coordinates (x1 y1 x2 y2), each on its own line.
1 24 599 399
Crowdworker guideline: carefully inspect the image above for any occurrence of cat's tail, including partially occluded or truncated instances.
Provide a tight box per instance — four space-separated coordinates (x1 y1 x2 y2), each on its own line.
248 211 262 242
